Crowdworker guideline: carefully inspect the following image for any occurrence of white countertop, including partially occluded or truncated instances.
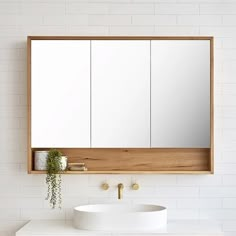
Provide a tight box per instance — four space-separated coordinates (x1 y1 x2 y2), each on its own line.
16 220 224 236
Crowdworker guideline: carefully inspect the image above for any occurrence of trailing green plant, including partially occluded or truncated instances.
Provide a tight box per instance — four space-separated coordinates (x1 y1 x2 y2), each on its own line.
45 149 64 209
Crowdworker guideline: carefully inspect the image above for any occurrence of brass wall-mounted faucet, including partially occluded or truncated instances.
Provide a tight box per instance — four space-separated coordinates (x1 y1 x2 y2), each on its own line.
117 183 124 200
101 182 139 200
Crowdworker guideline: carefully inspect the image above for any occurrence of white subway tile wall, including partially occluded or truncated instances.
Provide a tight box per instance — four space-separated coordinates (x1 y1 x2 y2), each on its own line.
0 1 235 236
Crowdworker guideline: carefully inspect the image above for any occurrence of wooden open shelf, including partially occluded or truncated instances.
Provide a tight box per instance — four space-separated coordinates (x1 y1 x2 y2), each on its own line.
28 148 213 174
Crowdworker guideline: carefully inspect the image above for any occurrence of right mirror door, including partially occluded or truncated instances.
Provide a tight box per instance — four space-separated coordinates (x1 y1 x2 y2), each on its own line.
151 40 211 148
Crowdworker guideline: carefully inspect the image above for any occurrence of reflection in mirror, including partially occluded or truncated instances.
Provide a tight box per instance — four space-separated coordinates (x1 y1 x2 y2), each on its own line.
91 40 150 148
151 40 210 148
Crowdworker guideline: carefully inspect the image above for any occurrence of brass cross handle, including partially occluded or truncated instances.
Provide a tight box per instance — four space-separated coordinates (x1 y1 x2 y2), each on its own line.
101 183 109 190
132 183 139 190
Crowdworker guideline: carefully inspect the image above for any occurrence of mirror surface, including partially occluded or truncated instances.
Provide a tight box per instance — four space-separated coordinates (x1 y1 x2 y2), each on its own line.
31 40 90 147
31 39 211 149
91 40 150 147
151 40 210 148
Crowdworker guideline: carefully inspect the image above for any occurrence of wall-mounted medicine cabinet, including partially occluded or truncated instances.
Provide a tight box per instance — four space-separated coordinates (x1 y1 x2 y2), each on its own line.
28 36 214 174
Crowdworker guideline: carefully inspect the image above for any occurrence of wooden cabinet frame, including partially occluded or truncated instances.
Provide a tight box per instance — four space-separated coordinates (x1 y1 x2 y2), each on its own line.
27 36 214 174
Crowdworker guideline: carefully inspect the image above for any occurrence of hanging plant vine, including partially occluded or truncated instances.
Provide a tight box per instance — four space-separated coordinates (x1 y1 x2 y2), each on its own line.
45 149 63 209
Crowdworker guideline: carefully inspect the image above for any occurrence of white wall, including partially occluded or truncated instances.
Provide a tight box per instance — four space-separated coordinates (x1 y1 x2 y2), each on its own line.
0 0 236 235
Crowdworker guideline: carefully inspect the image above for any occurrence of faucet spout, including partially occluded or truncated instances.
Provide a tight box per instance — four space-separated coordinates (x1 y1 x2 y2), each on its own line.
117 183 124 200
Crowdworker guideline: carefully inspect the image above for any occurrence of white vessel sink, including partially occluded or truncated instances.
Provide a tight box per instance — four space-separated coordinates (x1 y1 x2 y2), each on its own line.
73 204 167 231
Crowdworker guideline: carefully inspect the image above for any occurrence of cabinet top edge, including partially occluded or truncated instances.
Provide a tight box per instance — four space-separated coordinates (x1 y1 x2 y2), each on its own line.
27 36 214 41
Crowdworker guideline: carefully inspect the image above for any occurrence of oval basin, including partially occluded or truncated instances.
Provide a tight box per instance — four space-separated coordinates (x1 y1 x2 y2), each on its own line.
73 204 167 231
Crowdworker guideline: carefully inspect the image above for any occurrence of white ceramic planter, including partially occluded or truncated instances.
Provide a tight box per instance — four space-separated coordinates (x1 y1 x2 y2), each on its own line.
34 151 67 171
34 151 49 170
60 156 68 170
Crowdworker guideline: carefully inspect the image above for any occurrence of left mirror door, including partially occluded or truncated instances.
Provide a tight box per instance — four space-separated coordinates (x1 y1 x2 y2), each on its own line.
31 40 91 148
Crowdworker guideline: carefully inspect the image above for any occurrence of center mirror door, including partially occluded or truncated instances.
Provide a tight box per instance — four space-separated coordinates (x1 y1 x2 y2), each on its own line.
91 40 151 148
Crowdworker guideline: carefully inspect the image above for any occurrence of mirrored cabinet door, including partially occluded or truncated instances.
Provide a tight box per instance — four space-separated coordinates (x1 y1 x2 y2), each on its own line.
91 40 150 147
31 40 90 147
151 40 211 148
